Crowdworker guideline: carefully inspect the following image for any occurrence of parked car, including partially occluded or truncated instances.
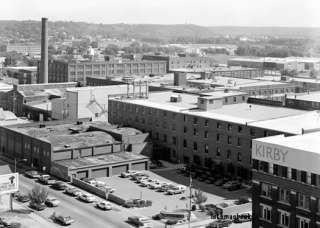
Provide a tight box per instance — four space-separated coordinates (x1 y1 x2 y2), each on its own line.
52 181 67 190
65 187 82 197
214 178 227 186
226 181 242 191
167 185 186 195
120 170 138 178
96 201 112 210
205 177 216 184
45 197 60 207
79 193 96 203
131 172 149 181
39 175 56 185
29 202 46 211
127 216 153 228
206 219 232 228
54 215 75 226
0 218 10 228
24 170 41 179
15 192 30 203
81 177 97 185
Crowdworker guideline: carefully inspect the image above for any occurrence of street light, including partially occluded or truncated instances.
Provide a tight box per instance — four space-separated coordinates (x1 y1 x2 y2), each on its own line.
11 158 27 212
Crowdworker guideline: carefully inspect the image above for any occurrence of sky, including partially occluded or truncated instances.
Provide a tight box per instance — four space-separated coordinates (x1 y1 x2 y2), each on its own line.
2 0 320 27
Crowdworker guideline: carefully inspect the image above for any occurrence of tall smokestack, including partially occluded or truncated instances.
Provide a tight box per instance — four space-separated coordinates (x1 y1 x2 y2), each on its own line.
40 17 48 83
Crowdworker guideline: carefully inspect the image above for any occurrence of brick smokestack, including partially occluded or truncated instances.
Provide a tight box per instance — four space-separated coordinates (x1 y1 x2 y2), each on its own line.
40 17 48 83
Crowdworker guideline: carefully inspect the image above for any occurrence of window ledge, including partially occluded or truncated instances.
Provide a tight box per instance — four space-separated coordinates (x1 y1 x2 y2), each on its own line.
277 201 291 206
259 218 272 223
260 195 272 200
277 224 289 228
296 207 311 213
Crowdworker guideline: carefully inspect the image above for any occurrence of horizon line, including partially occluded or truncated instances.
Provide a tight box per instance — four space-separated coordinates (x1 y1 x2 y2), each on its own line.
0 19 320 29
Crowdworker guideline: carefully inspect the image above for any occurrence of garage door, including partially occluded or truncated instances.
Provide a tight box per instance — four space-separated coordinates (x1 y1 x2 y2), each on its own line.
91 168 109 178
77 170 88 179
131 162 147 171
112 165 128 176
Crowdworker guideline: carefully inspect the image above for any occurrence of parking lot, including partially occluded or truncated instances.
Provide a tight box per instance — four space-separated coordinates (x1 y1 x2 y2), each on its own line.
96 169 251 218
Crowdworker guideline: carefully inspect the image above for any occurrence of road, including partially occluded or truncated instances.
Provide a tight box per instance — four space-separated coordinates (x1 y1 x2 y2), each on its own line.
17 174 149 228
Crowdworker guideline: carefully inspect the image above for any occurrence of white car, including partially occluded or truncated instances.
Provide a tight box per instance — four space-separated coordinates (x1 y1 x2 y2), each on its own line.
45 197 60 207
120 170 138 178
167 185 186 195
79 193 96 203
96 201 112 210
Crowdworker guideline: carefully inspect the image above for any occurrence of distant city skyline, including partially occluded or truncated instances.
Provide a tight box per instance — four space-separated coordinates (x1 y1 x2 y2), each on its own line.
2 0 320 27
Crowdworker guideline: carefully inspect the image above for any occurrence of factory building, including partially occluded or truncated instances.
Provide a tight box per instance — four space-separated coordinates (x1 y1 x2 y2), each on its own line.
0 121 150 180
44 59 167 84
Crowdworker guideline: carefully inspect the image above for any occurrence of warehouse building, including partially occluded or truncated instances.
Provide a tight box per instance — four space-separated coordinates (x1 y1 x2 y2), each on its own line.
0 121 150 180
45 59 167 84
252 132 320 228
108 90 315 179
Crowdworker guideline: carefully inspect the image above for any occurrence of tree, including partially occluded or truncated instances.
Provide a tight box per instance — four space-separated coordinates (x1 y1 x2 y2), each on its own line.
193 189 207 210
28 185 48 205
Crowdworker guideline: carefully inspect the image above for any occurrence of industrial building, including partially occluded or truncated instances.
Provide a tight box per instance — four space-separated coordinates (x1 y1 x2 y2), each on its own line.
0 82 77 120
252 132 320 228
107 89 319 179
4 66 38 84
228 57 320 72
0 43 41 55
44 59 167 84
0 121 150 180
142 54 217 72
51 83 148 121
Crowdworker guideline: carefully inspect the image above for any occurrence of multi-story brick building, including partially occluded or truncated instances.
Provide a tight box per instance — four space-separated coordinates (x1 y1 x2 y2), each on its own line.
251 132 320 228
44 59 167 84
142 54 217 72
108 90 313 179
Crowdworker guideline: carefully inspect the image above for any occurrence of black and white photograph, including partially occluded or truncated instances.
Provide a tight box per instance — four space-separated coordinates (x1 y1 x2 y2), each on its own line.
0 0 319 227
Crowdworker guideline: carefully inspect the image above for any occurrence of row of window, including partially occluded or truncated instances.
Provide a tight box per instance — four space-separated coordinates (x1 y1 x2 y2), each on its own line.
253 159 320 187
261 182 320 211
260 204 313 228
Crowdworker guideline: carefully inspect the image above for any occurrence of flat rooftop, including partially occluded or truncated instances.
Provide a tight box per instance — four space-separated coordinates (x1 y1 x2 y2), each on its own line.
112 91 305 124
287 91 320 102
54 152 148 169
188 76 290 88
255 132 320 155
8 122 117 150
249 111 320 134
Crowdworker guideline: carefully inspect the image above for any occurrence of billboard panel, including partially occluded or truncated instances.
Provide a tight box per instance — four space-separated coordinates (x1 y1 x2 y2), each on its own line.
0 173 19 194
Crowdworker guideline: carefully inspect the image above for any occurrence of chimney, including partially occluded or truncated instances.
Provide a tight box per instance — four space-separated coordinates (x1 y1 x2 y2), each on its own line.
40 17 48 83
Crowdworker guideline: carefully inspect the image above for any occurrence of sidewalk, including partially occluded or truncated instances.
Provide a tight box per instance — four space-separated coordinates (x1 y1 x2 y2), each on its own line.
0 194 57 228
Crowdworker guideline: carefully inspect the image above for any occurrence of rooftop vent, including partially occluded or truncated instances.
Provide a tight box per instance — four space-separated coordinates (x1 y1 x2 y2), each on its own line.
170 95 182 103
64 144 70 148
39 124 46 128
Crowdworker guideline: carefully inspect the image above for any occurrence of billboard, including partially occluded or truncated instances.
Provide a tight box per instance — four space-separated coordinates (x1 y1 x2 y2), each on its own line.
0 173 19 194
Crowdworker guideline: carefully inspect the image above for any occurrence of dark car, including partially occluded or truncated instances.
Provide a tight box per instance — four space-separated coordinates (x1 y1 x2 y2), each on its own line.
29 202 46 211
24 170 41 179
52 181 67 190
15 193 30 203
226 181 242 191
54 215 75 226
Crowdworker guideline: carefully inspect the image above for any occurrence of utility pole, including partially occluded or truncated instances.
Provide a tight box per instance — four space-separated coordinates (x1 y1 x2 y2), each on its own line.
188 171 192 228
